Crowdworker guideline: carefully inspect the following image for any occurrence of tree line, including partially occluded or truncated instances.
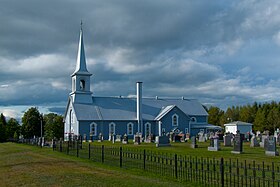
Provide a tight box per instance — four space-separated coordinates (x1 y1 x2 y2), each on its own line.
207 101 280 133
0 107 64 142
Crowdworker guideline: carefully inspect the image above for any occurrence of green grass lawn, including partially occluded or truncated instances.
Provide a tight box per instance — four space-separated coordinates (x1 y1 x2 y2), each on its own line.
0 142 201 187
88 140 280 165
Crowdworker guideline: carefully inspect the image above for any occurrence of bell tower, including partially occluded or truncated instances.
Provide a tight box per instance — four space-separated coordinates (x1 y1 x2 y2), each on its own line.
70 23 93 104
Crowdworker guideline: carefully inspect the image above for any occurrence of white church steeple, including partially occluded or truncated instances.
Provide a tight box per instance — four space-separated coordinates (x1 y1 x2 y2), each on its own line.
72 22 91 76
70 22 93 104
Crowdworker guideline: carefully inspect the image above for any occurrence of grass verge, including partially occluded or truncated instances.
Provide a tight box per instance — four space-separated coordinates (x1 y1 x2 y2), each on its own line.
0 142 201 187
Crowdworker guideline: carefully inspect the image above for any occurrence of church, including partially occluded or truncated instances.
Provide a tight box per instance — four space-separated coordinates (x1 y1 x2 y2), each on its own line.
64 26 218 141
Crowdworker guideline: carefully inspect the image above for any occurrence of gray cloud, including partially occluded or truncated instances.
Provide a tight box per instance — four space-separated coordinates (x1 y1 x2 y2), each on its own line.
2 0 280 118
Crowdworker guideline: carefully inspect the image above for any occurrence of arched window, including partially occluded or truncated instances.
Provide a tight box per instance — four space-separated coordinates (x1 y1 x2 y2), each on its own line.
145 122 151 136
90 123 97 136
80 79 85 90
127 123 133 135
109 122 116 135
172 114 179 126
190 117 197 123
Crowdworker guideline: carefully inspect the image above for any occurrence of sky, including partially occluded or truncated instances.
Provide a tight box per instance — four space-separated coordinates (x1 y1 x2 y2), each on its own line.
1 0 280 121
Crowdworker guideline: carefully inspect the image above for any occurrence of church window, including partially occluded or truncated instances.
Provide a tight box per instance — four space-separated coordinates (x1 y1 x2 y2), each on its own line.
90 123 97 136
80 80 85 90
172 114 179 126
145 122 151 136
190 117 197 123
109 122 116 135
127 123 133 135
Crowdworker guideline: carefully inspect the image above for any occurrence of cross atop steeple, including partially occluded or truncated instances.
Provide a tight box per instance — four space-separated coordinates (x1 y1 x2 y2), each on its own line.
80 20 83 31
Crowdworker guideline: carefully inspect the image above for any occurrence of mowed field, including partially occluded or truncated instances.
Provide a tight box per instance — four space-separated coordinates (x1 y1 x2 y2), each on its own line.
0 143 200 187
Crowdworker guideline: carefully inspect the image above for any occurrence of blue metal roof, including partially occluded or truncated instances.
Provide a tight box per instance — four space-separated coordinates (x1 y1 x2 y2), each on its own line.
73 96 208 121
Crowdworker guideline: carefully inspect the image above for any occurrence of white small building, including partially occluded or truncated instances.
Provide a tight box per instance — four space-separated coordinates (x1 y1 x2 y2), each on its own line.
224 121 253 134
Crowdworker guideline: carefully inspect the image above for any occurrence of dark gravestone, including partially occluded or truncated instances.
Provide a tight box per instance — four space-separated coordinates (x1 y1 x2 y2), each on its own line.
191 136 198 148
218 134 223 141
224 134 232 147
250 135 259 147
134 135 141 145
122 134 128 144
89 134 94 142
265 137 279 156
174 135 181 142
156 136 171 147
231 133 243 154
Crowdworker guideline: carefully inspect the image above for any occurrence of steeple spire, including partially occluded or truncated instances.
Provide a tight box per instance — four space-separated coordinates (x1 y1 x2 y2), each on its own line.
72 22 91 76
70 23 93 104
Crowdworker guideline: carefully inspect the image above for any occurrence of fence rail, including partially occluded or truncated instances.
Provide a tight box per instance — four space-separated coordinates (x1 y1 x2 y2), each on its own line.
20 139 280 187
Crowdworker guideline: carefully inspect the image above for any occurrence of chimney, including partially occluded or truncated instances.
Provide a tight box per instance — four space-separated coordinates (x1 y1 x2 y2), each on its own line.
136 82 143 133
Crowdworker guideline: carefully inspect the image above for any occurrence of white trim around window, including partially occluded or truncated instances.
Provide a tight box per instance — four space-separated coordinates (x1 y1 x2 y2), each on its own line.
127 122 134 135
90 122 97 136
172 114 179 126
109 122 116 135
144 122 151 136
191 117 197 123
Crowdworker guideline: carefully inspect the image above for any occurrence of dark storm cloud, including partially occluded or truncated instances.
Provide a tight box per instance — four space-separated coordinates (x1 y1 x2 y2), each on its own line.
2 0 280 118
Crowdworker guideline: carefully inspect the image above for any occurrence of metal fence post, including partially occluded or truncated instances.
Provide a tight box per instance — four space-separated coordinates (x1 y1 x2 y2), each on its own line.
59 140 62 152
143 149 146 170
67 141 69 155
88 143 91 159
102 145 104 163
76 140 79 157
120 147 123 168
220 157 224 187
175 154 178 179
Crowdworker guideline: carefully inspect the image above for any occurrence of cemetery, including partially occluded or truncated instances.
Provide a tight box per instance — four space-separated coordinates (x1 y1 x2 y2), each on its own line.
20 129 280 187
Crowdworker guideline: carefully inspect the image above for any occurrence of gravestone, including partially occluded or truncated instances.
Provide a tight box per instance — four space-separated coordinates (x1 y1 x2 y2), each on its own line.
204 133 209 141
216 133 224 141
89 134 94 142
185 133 190 141
98 133 103 142
198 132 206 142
180 134 185 142
116 135 122 142
260 135 269 148
231 133 243 154
83 134 87 142
174 135 181 142
156 136 171 147
208 138 220 151
108 133 113 141
122 133 128 144
250 135 259 147
169 132 175 142
145 134 152 143
42 137 45 147
191 136 198 148
134 134 141 145
51 139 56 148
112 134 115 144
209 132 215 139
265 136 279 156
224 134 232 146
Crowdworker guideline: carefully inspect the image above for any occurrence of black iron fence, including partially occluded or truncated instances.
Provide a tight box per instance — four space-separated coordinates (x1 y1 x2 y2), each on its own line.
20 139 280 187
